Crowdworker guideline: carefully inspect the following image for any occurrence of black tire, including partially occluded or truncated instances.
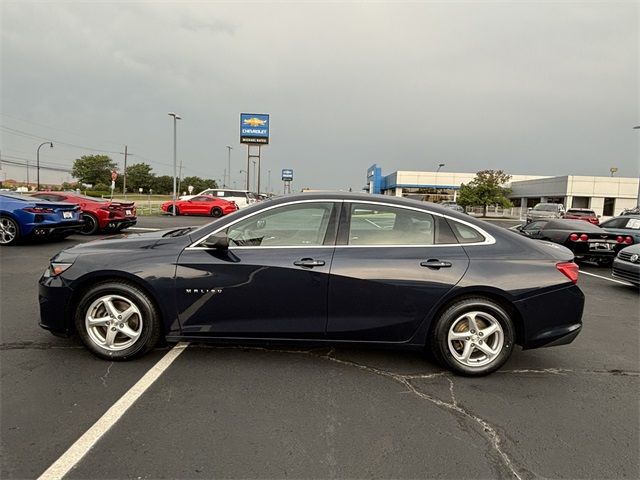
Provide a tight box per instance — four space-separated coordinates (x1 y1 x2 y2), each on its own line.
80 213 99 235
0 216 20 246
74 281 162 360
167 205 180 215
596 258 613 267
211 207 223 218
430 297 515 376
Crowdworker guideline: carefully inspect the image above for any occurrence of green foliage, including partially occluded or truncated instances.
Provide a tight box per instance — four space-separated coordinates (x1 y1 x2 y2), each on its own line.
181 176 218 195
125 163 154 192
150 175 174 194
71 155 117 186
457 170 513 216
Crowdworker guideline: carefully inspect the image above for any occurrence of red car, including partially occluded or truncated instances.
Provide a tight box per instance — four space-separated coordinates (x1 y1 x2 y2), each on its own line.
161 195 238 217
564 208 600 225
31 192 137 235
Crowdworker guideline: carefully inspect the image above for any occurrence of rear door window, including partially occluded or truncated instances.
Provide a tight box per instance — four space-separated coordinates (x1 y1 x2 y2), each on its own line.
347 204 435 245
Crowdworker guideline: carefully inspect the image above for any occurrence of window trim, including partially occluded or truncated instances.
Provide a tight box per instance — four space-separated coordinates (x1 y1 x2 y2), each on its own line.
187 198 495 249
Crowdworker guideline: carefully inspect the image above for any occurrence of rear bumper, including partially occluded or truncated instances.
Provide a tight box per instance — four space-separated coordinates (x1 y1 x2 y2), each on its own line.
28 220 84 238
515 284 585 349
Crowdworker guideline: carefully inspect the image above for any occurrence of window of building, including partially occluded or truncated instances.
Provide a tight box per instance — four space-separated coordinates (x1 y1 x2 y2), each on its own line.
572 197 590 208
603 198 616 217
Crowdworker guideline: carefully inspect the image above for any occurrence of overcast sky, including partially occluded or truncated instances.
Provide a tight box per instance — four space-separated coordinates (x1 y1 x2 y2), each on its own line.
1 0 638 192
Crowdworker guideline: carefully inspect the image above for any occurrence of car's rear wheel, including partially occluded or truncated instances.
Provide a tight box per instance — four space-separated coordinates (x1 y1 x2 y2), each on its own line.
0 216 20 245
167 205 180 215
430 297 515 376
210 207 223 217
80 213 99 235
74 281 161 360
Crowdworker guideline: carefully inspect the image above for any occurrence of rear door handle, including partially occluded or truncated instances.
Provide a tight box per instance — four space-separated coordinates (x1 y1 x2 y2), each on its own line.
294 258 326 268
420 259 452 269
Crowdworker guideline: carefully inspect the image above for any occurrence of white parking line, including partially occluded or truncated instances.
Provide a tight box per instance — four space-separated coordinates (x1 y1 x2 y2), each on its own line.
581 270 634 286
126 227 160 231
38 342 189 480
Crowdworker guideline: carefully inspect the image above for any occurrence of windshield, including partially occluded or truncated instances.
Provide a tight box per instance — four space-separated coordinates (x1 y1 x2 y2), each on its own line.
534 204 559 212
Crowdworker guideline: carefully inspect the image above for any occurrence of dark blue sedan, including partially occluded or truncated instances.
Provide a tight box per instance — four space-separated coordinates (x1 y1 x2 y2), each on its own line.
0 192 83 245
39 193 584 376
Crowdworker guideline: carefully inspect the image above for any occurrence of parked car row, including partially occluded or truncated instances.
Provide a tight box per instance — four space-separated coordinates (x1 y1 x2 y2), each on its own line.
511 215 640 284
0 191 138 245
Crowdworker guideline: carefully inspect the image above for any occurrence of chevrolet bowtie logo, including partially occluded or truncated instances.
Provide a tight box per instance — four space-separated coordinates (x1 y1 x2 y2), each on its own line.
243 117 267 127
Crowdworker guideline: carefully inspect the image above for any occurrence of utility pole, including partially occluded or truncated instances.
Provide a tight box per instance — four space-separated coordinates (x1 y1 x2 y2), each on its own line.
168 113 181 216
226 145 232 188
123 145 128 196
267 169 271 194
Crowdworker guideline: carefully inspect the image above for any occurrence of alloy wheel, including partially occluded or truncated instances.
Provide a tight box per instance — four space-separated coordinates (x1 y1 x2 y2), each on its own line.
447 311 504 368
84 294 143 351
0 218 18 244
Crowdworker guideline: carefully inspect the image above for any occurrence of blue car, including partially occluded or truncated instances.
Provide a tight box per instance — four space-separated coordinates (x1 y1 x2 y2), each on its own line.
0 192 83 245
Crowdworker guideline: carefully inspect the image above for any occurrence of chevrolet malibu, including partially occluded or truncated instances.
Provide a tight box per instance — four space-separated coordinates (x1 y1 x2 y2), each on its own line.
39 193 584 376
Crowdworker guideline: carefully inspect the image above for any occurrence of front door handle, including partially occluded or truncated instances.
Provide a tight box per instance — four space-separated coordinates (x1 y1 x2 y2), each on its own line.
294 258 326 268
420 259 452 269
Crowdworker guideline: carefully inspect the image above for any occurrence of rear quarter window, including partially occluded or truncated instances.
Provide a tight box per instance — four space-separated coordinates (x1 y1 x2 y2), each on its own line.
447 220 486 244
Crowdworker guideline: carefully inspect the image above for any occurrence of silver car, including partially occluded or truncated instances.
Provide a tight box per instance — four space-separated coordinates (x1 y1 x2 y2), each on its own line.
612 244 640 286
526 203 565 223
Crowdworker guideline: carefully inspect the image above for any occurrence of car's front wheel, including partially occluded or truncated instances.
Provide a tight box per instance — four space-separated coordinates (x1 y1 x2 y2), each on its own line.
74 281 161 360
430 297 515 376
0 216 20 245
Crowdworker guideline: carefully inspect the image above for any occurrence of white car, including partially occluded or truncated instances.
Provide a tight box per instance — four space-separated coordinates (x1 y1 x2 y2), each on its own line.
179 189 256 208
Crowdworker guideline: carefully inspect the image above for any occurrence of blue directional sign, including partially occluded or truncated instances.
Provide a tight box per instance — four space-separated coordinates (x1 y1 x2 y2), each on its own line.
282 169 293 181
240 113 270 144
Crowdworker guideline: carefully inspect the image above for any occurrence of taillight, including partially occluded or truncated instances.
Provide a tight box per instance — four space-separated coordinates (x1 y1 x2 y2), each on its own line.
616 236 624 243
569 233 579 241
625 236 633 245
23 207 54 214
579 234 588 242
556 262 579 284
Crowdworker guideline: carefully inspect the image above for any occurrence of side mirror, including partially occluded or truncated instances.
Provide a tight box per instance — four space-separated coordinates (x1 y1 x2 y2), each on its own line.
201 233 229 250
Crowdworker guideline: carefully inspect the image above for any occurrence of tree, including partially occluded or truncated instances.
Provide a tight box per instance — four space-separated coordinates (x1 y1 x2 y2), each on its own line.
72 155 117 186
181 176 218 195
125 163 154 192
457 170 513 217
151 175 173 195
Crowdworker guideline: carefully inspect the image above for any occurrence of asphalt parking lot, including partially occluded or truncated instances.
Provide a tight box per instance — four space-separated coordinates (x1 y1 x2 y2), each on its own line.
1 215 638 479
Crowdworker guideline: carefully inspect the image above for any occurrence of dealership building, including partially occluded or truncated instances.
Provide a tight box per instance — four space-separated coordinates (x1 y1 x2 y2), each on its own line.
366 164 640 217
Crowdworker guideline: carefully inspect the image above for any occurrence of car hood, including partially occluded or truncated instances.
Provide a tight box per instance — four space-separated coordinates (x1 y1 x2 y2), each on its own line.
620 243 640 255
58 228 193 256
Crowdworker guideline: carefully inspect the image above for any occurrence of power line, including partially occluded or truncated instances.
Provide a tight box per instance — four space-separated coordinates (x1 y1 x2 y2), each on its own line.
0 126 124 155
0 113 125 148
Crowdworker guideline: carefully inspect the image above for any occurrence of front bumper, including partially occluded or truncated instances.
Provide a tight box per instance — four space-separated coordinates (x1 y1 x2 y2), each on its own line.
612 258 640 285
515 284 585 350
39 275 74 336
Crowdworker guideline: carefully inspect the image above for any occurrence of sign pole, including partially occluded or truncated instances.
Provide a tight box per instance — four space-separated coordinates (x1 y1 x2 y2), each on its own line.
257 145 261 195
246 145 250 191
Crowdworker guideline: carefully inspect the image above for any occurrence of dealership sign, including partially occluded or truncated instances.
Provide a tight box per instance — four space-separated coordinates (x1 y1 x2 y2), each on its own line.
240 113 270 144
282 169 293 181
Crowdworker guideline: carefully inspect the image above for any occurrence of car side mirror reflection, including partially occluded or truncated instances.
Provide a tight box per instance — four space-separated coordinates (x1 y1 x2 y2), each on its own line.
256 219 266 230
201 233 229 250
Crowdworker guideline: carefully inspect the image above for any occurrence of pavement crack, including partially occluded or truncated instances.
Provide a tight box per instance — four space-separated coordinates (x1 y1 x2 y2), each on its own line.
99 361 114 387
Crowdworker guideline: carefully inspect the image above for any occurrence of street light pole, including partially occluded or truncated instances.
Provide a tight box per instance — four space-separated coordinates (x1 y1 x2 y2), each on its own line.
225 145 232 188
36 141 53 191
168 112 181 216
252 160 257 192
435 163 445 202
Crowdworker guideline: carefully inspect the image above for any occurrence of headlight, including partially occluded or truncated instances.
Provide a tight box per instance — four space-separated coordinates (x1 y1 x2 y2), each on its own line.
43 262 74 278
